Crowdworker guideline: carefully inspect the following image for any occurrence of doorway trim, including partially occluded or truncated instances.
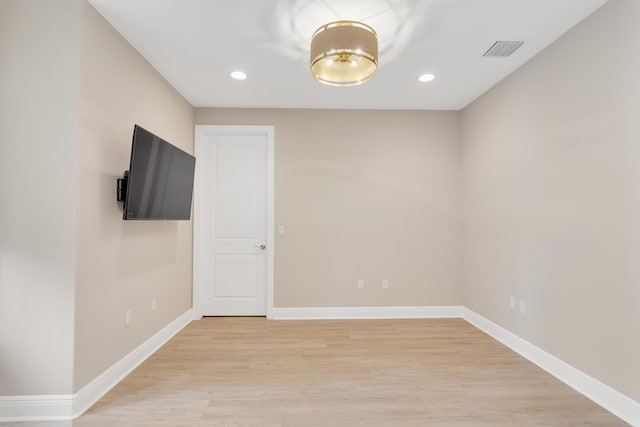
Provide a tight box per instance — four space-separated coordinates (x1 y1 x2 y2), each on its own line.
192 125 275 320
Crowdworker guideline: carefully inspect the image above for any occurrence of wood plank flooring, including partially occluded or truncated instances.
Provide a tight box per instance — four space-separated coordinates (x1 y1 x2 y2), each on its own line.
9 317 629 426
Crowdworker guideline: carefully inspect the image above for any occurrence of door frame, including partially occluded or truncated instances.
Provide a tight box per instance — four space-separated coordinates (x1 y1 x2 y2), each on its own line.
192 125 275 319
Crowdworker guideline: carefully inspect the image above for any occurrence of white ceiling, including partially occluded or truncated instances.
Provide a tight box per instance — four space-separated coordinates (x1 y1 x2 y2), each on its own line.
88 0 607 110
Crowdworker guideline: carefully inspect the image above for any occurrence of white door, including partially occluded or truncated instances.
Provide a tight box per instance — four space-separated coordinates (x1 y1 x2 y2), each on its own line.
193 125 274 317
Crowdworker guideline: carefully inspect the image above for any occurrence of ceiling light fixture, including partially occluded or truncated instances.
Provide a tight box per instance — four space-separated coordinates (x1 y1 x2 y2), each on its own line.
310 21 378 87
230 71 247 80
418 73 435 82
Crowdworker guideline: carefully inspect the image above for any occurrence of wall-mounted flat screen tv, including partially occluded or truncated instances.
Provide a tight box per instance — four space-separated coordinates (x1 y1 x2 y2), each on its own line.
122 125 196 220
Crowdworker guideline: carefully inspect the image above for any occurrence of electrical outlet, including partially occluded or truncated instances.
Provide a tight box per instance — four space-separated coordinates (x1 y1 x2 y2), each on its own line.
151 297 157 312
509 296 516 309
357 279 364 289
125 309 132 327
278 225 285 235
382 279 389 289
519 301 526 314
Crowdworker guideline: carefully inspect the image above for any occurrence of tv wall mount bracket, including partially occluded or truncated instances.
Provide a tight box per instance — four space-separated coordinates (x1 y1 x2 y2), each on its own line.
116 171 129 202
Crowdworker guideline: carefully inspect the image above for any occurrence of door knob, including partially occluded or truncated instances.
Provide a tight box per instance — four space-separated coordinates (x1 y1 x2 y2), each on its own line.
257 244 266 250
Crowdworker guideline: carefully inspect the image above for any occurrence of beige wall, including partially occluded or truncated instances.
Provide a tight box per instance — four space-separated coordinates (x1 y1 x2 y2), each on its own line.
0 0 80 395
73 1 194 391
195 109 462 307
461 0 640 402
0 0 194 396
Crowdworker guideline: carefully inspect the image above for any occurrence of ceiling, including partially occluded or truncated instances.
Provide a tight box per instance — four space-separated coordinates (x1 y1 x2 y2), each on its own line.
88 0 607 110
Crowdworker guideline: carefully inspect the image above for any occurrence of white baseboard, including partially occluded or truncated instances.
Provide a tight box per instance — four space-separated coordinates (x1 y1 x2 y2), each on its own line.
71 309 193 418
270 305 464 320
462 308 640 427
3 306 637 426
0 309 193 422
0 395 74 422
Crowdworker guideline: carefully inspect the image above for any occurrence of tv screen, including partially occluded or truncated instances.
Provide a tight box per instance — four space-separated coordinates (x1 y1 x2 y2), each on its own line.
122 125 196 220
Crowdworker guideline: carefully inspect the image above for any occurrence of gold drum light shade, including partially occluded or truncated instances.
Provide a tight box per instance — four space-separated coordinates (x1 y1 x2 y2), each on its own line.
310 21 378 86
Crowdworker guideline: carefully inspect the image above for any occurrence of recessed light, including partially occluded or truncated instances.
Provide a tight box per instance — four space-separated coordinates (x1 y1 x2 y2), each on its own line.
230 71 247 80
418 73 435 82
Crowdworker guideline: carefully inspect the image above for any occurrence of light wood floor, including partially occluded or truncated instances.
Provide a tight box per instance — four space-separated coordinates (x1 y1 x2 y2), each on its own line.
10 317 628 426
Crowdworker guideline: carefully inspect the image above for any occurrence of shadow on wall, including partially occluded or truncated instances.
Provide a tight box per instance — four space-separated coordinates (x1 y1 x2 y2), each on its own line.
79 131 183 281
117 220 179 281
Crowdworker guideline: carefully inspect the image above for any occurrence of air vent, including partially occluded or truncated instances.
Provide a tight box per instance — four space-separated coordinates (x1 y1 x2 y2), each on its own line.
483 41 524 57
